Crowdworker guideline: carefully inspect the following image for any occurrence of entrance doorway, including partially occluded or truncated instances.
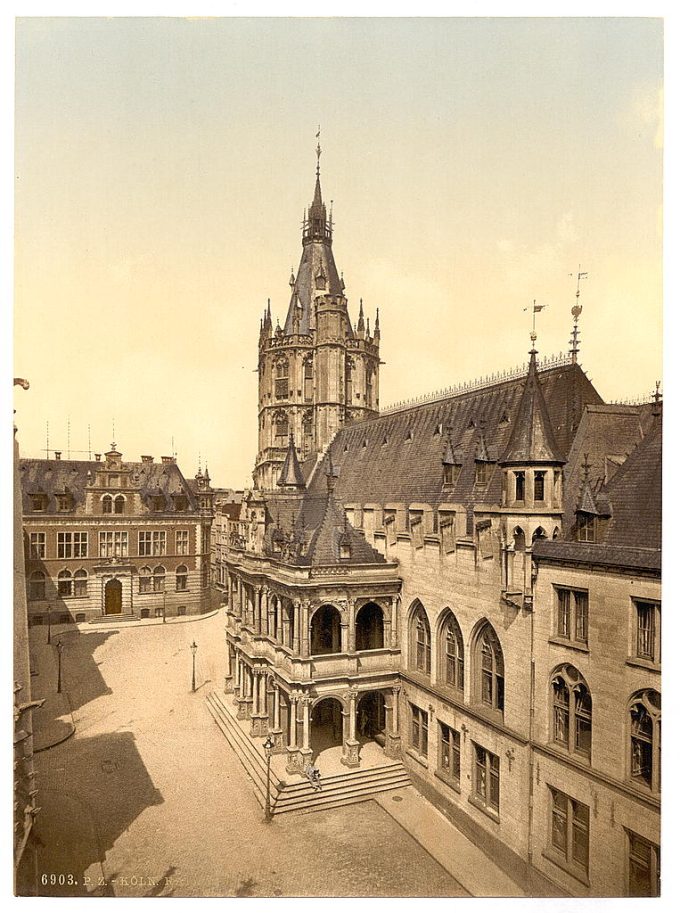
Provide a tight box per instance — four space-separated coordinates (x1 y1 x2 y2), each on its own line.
310 697 344 756
104 578 123 615
357 691 386 745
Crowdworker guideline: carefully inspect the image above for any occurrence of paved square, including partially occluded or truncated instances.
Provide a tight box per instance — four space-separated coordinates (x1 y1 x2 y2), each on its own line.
30 612 466 897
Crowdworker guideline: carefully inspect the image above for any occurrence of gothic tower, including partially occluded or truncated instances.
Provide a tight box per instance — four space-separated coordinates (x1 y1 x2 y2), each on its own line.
254 147 380 490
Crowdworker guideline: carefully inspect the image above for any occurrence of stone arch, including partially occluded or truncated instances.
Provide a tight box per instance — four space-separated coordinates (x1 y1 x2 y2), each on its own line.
357 690 386 743
310 696 344 755
310 603 342 655
532 525 547 542
104 578 123 615
355 601 384 651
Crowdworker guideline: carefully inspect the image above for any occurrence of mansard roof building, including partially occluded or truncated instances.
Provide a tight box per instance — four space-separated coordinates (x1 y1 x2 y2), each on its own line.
213 153 661 898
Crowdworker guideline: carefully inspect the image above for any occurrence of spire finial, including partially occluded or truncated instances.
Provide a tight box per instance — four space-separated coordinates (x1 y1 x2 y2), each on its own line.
569 266 588 364
524 300 547 352
582 452 591 481
315 125 321 177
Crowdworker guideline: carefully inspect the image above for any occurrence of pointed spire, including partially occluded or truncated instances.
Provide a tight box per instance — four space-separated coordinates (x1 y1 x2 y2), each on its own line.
357 298 365 336
277 434 305 488
576 453 598 514
374 307 380 338
501 348 565 464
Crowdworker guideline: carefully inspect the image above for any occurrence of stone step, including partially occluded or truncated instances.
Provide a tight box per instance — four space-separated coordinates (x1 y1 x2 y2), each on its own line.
205 689 411 816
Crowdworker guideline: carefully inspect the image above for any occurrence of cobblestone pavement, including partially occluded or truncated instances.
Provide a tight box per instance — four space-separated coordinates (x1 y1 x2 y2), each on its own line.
29 612 466 898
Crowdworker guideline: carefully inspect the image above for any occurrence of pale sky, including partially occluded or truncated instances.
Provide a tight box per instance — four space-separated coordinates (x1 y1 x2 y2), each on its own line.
13 16 663 487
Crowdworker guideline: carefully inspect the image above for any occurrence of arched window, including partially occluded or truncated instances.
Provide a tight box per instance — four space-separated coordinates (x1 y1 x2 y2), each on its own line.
114 495 125 515
29 570 46 601
303 357 313 402
310 604 341 655
629 690 661 792
440 610 464 692
139 566 152 594
551 665 592 759
152 565 166 593
511 527 526 591
102 494 113 514
302 410 313 455
532 526 547 543
57 569 73 597
356 602 384 651
345 356 354 404
366 366 374 409
275 358 289 399
74 568 88 598
409 602 431 675
475 622 504 712
274 411 289 447
176 564 188 592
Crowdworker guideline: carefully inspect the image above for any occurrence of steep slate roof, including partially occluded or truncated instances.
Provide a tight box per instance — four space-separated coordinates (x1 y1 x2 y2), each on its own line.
534 413 661 572
284 172 345 336
501 350 565 463
559 403 655 533
303 361 603 510
19 457 199 514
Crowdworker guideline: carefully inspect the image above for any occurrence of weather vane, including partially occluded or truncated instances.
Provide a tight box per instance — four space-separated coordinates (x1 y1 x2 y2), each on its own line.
569 266 588 364
523 300 547 347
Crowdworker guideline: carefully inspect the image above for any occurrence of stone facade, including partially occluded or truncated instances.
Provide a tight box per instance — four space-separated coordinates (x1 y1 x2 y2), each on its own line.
20 447 214 624
219 154 661 896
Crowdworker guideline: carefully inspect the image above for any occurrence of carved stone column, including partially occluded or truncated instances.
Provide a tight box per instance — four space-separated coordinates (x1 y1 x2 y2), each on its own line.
301 601 311 658
390 596 399 649
270 679 285 752
255 587 262 634
232 649 241 702
267 591 276 638
224 643 234 694
385 685 402 758
347 598 356 653
282 600 291 649
341 687 360 768
286 692 303 774
300 695 313 769
250 668 269 737
236 659 251 720
293 599 301 654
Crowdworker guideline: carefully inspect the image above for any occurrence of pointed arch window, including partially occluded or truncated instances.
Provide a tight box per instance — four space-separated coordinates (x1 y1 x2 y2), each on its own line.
345 356 354 405
440 611 464 692
475 623 504 713
409 603 431 675
303 356 313 402
366 366 374 410
274 411 289 447
629 690 661 792
275 358 289 399
551 665 592 760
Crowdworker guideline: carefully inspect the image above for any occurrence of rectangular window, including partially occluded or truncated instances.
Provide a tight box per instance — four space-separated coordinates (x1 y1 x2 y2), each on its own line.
99 531 128 557
56 494 72 511
577 515 596 542
139 571 152 594
514 471 525 501
139 531 166 556
201 526 210 554
410 704 428 758
58 532 73 559
475 462 491 485
73 532 88 558
29 532 46 559
30 494 48 511
549 787 589 876
555 587 589 645
473 744 500 814
627 832 660 897
439 723 460 785
634 600 660 663
176 530 189 555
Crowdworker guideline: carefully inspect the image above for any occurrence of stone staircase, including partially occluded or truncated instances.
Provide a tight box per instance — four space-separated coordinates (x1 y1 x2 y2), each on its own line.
205 690 410 816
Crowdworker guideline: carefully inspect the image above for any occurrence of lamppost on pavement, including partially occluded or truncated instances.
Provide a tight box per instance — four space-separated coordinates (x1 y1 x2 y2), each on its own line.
263 735 274 823
56 639 64 694
163 591 167 623
46 604 52 645
190 641 198 692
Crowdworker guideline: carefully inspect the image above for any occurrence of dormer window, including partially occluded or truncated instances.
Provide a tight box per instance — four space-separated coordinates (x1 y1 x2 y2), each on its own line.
56 493 72 511
443 463 461 487
30 493 48 512
173 495 188 512
339 537 351 560
577 515 596 543
475 462 491 485
152 495 165 512
534 471 546 501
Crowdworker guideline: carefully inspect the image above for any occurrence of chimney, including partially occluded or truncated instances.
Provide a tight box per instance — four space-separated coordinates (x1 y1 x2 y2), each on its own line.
54 451 62 460
94 453 101 462
161 456 176 464
141 455 154 463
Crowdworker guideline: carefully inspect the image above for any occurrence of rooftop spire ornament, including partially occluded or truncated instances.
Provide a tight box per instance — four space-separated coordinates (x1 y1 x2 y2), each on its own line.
523 300 548 350
569 266 588 364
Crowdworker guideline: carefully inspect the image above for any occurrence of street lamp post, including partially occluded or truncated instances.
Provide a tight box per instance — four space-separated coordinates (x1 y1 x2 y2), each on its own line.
47 604 52 645
263 735 274 823
56 639 64 694
163 591 167 624
190 641 198 692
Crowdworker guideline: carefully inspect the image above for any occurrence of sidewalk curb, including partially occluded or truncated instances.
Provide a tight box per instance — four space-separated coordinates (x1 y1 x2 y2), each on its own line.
34 690 77 753
79 607 223 632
